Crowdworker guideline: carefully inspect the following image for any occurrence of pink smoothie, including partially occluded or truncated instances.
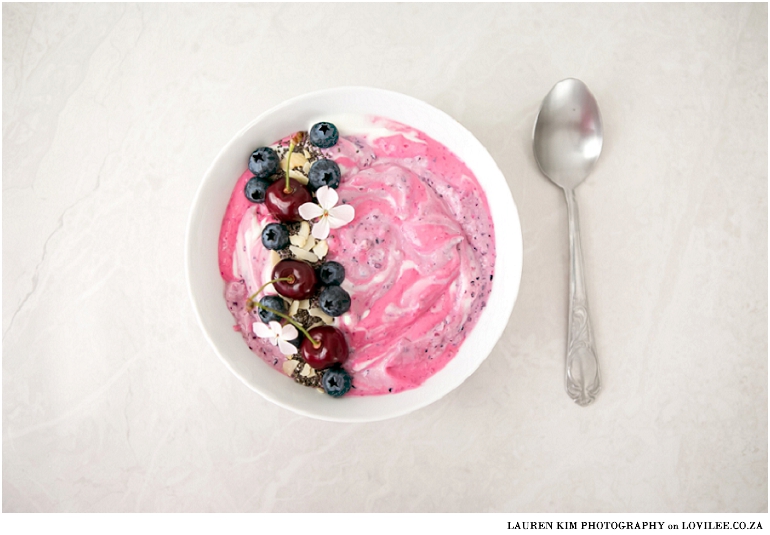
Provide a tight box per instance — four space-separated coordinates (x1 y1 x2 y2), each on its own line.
218 116 495 396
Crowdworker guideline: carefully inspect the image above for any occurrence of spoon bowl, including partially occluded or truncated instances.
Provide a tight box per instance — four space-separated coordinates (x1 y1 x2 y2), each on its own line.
533 78 603 406
533 78 603 190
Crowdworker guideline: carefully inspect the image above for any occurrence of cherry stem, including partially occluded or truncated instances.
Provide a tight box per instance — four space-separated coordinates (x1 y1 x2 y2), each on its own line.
254 303 321 349
284 137 296 194
245 276 295 308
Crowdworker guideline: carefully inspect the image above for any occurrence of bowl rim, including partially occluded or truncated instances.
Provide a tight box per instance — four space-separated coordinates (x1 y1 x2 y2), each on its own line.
185 86 522 422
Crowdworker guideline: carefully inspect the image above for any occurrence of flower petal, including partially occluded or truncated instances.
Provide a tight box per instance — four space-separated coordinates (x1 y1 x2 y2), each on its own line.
253 322 273 338
299 202 324 221
281 324 299 341
278 339 298 355
268 321 283 336
327 204 355 228
311 217 331 240
315 186 339 210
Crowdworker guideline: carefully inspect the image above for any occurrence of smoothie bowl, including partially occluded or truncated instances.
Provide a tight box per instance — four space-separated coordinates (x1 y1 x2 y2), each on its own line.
186 87 522 422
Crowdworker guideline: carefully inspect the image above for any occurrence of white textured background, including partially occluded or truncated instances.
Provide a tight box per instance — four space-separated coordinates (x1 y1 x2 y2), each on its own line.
3 3 767 512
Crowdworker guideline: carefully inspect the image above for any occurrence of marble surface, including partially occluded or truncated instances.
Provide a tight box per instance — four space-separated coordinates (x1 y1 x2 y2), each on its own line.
3 3 767 512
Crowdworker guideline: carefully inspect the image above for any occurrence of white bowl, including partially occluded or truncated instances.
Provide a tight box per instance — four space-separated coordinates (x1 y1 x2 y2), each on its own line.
186 87 522 422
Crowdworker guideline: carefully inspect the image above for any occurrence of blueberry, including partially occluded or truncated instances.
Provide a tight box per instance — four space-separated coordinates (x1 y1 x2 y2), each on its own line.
261 223 289 250
257 295 286 323
248 147 279 179
244 176 271 203
322 365 351 397
307 159 341 191
318 261 345 286
309 122 339 148
318 285 351 317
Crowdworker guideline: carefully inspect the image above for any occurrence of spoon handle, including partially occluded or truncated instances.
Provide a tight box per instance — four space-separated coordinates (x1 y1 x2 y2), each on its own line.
564 189 601 406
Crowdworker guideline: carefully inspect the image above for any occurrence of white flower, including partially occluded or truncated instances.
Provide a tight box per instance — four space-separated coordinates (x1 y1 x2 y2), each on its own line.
298 186 355 240
253 321 299 355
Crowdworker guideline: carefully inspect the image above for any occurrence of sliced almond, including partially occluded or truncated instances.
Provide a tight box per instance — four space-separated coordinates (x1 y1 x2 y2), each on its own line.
293 152 308 168
303 149 312 159
280 152 308 170
290 234 308 248
269 250 281 267
308 307 334 325
283 359 299 376
300 364 313 377
288 299 300 316
302 236 316 252
290 169 309 184
298 299 310 310
312 240 328 260
290 246 318 263
298 221 311 240
302 162 311 174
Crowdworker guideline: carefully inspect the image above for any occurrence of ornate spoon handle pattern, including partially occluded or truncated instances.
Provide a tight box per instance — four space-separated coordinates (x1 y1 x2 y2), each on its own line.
564 189 601 406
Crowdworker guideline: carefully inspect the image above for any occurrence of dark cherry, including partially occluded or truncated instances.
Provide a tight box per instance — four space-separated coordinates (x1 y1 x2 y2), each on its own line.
265 178 312 222
272 259 317 300
301 325 349 370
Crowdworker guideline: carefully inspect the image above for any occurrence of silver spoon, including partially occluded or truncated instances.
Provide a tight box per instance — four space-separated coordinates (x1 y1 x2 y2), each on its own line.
533 78 603 406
